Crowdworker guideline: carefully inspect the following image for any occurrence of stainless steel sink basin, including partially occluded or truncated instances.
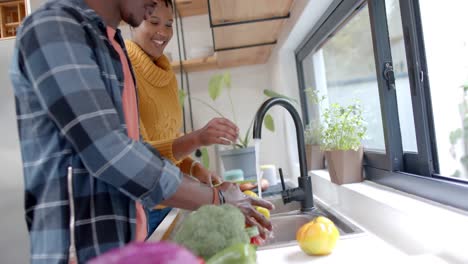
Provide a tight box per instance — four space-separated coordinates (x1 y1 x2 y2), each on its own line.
161 196 363 251
260 196 364 249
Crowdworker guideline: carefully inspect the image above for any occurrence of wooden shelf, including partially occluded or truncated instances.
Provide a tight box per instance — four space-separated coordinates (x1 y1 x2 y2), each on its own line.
209 0 293 25
171 0 293 72
0 0 26 40
175 0 208 17
217 45 274 68
171 55 218 73
213 19 284 50
174 0 293 20
0 1 24 8
170 44 274 72
209 0 293 56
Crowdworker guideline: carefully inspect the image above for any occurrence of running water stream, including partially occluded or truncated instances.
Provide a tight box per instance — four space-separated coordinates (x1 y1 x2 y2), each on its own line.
254 139 262 198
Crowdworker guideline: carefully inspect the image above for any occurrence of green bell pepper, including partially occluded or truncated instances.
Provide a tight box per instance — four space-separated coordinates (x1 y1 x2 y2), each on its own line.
206 243 256 264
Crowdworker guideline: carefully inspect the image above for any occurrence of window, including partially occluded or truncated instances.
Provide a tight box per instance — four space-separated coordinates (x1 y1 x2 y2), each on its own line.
302 6 386 151
419 0 468 180
296 0 468 211
0 1 26 39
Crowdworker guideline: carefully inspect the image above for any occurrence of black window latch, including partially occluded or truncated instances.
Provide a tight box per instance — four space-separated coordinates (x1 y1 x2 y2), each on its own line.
383 62 395 90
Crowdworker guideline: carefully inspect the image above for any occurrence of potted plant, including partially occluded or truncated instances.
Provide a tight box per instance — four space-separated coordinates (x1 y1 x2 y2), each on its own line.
184 72 277 180
320 101 367 185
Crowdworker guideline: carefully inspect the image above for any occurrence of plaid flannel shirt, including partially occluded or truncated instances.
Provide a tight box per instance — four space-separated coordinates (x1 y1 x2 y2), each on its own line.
9 0 183 263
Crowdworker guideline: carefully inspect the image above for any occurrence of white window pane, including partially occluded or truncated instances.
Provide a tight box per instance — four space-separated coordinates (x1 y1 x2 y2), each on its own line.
420 0 468 179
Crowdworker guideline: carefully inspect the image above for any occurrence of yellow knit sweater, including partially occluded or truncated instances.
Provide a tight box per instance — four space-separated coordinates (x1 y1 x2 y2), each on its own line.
125 40 193 174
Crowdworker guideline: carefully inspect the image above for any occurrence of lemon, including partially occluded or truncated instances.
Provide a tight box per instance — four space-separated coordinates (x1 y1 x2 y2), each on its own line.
242 191 270 219
255 206 270 219
296 216 340 256
243 190 258 198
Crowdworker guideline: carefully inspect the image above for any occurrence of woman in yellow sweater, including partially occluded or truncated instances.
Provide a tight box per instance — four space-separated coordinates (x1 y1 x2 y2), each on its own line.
125 0 239 234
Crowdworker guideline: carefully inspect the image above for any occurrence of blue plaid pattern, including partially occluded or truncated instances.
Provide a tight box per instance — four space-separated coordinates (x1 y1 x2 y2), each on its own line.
10 0 183 263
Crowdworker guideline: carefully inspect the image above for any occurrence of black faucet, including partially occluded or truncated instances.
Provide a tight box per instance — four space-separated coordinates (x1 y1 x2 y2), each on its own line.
253 97 314 212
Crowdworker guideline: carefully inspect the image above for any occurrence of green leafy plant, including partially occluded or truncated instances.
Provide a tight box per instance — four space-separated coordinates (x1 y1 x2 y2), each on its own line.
320 101 366 151
190 72 276 149
303 88 326 145
179 74 294 169
304 88 326 105
304 124 322 145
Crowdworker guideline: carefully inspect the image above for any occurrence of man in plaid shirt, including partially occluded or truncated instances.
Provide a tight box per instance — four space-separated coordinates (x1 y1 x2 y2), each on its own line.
10 0 272 263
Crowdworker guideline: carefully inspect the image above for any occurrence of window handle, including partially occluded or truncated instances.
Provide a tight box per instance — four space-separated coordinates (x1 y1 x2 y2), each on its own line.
384 62 396 90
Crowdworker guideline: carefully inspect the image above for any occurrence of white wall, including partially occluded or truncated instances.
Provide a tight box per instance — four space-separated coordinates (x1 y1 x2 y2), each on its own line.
167 15 213 62
0 1 47 263
28 0 42 12
0 39 23 187
0 35 29 264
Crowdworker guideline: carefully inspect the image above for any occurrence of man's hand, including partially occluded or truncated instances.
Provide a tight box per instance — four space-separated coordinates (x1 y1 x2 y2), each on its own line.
217 182 274 238
194 118 239 146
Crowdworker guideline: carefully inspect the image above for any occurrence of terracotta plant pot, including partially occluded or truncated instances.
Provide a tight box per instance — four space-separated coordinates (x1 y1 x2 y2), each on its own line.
306 144 325 170
324 147 363 185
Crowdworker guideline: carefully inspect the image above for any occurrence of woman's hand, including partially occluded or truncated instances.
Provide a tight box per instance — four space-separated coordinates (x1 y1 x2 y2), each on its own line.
194 118 239 146
191 162 222 186
172 118 238 160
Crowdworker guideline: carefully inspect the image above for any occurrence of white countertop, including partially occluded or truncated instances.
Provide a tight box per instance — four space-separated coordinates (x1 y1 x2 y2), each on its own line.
149 170 467 264
150 210 446 264
257 234 445 264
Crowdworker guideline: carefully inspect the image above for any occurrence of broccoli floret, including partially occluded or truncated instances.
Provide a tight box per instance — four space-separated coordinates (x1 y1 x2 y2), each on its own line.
173 204 250 260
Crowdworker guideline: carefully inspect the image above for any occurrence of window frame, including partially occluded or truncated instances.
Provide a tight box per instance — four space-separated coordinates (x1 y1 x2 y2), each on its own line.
296 0 468 211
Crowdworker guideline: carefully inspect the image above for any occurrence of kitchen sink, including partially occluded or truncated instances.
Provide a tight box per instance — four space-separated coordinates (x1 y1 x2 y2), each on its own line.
259 196 364 249
161 196 363 251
